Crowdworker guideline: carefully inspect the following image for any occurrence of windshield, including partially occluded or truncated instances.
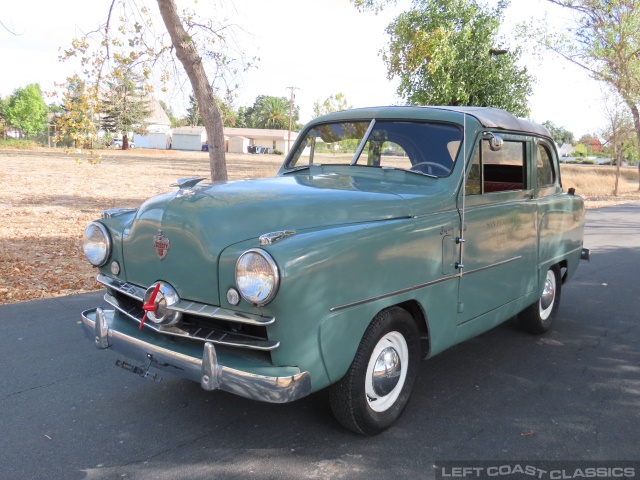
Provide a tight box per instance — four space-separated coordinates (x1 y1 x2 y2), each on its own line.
286 119 463 177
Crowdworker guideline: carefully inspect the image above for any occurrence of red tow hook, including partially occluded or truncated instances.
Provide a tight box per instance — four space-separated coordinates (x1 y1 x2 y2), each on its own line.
140 283 161 330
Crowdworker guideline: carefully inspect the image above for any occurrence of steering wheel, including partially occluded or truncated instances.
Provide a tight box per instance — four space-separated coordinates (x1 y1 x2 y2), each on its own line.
409 161 450 176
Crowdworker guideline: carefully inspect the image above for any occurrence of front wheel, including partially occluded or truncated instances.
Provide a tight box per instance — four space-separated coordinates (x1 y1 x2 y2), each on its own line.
329 306 421 435
519 265 562 334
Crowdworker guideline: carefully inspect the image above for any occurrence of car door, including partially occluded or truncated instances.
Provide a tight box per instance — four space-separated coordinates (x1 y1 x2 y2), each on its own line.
456 133 538 334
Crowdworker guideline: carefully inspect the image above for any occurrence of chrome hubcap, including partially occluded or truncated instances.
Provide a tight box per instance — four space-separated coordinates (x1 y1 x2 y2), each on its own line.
539 270 556 320
365 331 408 413
372 347 402 397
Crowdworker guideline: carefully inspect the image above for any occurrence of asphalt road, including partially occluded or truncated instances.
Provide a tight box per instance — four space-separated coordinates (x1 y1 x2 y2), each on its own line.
1 202 639 480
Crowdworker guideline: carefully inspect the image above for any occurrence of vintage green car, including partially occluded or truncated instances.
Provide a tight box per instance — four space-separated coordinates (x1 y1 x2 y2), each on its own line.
81 106 589 435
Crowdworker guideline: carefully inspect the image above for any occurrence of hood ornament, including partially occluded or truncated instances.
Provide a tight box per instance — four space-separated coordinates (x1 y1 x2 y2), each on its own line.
171 177 207 198
153 230 170 260
259 230 297 245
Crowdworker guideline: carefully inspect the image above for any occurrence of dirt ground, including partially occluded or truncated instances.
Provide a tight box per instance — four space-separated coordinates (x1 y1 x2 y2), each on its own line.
1 147 639 305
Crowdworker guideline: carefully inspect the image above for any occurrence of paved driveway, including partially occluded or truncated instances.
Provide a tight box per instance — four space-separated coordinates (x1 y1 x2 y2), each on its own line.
1 203 638 479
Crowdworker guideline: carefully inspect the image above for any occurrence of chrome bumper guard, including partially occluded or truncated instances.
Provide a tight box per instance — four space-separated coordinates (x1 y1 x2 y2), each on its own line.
81 307 311 403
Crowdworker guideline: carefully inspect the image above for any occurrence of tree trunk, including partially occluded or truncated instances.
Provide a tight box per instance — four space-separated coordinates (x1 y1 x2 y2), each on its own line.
630 104 640 191
156 0 228 181
614 148 622 196
123 134 129 150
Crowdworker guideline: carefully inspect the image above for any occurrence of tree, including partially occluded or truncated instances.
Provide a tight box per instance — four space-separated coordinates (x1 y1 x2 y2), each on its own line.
53 75 99 148
600 90 635 195
312 93 352 119
158 100 182 128
61 0 255 180
542 121 575 145
184 93 236 127
240 96 300 129
4 84 48 137
184 94 203 126
101 70 152 149
520 0 640 190
377 0 533 116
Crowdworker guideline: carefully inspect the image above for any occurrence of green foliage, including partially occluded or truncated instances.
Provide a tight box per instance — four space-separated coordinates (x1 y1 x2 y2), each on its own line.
4 84 49 137
101 69 152 149
312 93 352 119
158 100 182 128
239 96 300 130
573 143 588 157
184 94 203 126
542 120 575 145
184 94 236 127
382 0 533 116
53 75 100 149
520 0 640 188
350 0 396 14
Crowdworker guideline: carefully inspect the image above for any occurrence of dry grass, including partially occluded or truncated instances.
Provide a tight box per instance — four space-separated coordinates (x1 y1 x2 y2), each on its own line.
0 148 638 305
0 148 281 304
560 164 640 208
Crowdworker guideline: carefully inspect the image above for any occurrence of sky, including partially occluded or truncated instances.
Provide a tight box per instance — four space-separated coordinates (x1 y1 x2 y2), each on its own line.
0 0 610 138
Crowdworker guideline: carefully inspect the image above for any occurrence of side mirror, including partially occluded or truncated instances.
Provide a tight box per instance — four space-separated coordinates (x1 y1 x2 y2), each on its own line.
484 132 504 151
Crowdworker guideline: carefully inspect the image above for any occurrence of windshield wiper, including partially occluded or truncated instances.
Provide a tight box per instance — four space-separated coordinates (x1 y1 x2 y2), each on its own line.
406 169 438 179
283 165 311 174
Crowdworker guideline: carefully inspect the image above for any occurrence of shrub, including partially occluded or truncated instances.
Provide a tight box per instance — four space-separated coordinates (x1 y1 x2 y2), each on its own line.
580 159 596 165
273 149 283 155
0 138 40 149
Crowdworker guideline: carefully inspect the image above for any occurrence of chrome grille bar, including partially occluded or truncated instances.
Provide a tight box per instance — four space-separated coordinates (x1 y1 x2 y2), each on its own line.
103 293 279 351
97 274 275 326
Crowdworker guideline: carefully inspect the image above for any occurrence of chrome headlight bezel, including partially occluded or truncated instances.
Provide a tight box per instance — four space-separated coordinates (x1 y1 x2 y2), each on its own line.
235 249 280 306
83 221 112 267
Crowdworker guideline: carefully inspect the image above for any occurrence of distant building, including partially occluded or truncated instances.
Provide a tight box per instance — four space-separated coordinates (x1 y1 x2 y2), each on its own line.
133 98 172 149
558 143 574 156
224 127 299 155
172 126 207 151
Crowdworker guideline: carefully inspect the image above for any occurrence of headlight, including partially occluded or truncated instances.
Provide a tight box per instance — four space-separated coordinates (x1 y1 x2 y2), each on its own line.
235 249 280 306
83 222 111 267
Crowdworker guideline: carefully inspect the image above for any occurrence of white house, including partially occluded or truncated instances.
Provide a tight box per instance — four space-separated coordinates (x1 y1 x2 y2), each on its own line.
224 127 299 155
133 98 172 149
172 126 207 151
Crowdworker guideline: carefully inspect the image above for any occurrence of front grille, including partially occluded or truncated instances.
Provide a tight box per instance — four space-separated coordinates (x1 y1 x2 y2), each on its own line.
98 274 278 352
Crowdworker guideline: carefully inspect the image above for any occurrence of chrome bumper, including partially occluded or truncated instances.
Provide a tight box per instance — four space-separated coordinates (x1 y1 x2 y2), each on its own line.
81 307 311 403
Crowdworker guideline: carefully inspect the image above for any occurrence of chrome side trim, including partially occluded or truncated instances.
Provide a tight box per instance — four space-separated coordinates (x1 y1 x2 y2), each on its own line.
81 308 311 403
329 256 523 312
330 275 457 312
97 274 275 326
460 256 523 276
104 293 279 351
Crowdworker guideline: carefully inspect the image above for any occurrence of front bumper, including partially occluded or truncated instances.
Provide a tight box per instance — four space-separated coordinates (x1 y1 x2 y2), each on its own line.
81 307 312 403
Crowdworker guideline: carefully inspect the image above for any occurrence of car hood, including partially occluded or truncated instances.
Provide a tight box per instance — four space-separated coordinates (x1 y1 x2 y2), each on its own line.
121 172 439 304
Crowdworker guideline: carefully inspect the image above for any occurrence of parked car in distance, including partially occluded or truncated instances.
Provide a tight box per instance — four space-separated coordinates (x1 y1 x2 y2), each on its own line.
109 138 135 149
81 106 589 435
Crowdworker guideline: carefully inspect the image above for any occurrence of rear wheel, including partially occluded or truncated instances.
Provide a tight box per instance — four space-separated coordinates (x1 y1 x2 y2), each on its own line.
329 306 420 435
519 265 561 334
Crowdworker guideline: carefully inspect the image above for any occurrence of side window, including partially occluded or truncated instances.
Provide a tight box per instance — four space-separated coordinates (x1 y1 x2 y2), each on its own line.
465 137 527 194
537 144 555 187
465 144 481 195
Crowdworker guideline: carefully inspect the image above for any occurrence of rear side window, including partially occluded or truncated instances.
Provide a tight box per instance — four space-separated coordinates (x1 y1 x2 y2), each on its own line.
537 144 555 187
466 139 527 194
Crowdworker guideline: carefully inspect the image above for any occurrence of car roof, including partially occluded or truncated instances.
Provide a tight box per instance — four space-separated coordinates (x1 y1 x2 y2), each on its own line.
313 106 551 138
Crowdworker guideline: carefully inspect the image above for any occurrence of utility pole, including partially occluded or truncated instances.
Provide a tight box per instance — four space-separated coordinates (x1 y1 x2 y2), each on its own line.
287 86 299 154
